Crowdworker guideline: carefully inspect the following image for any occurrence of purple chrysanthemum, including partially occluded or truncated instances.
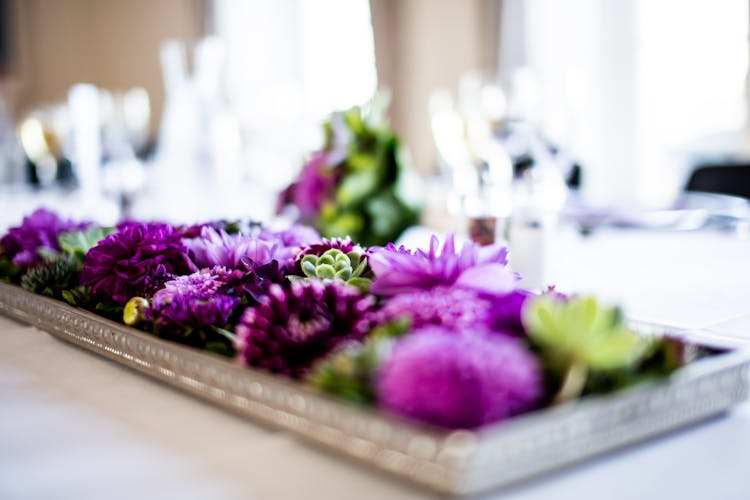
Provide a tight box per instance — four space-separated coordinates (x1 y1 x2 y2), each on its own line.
80 222 195 304
147 267 240 333
377 286 496 331
277 151 336 219
235 280 375 378
377 327 542 428
369 234 519 297
0 209 89 268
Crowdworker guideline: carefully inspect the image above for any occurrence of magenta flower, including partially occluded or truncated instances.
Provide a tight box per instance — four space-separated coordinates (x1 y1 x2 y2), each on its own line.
0 209 89 268
377 286 495 331
235 280 375 378
490 290 533 335
184 227 280 270
369 234 518 297
377 327 542 428
80 223 195 304
277 151 336 219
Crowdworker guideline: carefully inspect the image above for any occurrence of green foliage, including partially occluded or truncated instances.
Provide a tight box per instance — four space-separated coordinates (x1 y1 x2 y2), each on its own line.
314 105 421 246
58 227 114 263
0 254 20 283
307 318 407 405
299 248 371 291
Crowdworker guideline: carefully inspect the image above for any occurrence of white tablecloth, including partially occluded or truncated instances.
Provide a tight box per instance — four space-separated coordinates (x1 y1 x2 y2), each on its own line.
2 228 750 500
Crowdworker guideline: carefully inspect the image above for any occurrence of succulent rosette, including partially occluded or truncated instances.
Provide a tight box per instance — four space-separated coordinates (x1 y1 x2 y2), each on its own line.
377 327 543 428
80 222 196 304
369 234 519 297
235 280 376 378
0 208 90 269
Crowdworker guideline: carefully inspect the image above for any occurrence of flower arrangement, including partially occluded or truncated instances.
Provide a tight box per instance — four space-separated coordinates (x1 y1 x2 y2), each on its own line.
0 209 701 430
277 106 421 247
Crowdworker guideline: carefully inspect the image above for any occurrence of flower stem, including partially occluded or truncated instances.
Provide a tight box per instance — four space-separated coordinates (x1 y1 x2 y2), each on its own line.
212 326 236 342
553 362 588 405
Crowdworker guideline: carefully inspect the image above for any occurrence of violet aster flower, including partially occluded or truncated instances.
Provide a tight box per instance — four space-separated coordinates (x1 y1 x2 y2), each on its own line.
80 222 195 304
147 267 240 334
184 226 282 270
277 151 336 219
369 234 518 297
0 209 89 268
235 280 375 378
377 286 496 331
377 327 542 428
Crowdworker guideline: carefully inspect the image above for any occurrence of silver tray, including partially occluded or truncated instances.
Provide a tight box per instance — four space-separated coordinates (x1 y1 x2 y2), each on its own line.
0 281 748 495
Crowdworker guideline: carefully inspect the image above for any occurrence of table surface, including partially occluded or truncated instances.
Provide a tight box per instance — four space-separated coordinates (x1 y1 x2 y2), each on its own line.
2 227 750 500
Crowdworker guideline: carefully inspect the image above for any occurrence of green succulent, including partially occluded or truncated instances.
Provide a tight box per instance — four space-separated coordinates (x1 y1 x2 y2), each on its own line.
20 255 81 299
58 227 114 263
524 295 650 404
299 248 371 291
307 317 408 405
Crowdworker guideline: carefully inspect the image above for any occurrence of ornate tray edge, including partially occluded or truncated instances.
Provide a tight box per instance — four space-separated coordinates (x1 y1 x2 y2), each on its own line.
1 282 748 495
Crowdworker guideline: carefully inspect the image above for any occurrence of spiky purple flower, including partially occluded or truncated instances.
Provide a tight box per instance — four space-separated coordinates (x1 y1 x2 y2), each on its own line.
0 209 89 268
369 234 519 297
184 227 279 270
80 222 195 304
377 327 542 428
235 280 375 378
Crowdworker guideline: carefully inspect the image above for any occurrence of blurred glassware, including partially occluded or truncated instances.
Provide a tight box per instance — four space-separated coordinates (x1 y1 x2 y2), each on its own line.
0 95 24 185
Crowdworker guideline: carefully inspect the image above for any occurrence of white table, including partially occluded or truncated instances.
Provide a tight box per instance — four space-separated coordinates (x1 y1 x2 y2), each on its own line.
2 227 750 500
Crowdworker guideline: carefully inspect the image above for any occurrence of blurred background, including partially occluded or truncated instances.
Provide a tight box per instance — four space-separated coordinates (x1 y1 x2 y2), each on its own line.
0 0 749 238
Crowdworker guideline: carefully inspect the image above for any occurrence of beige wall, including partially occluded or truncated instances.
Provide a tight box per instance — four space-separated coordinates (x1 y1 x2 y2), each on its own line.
370 0 500 174
5 0 207 135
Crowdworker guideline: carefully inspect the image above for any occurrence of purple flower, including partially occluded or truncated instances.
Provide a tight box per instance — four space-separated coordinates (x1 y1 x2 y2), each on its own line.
277 151 336 219
377 286 495 331
235 280 375 378
296 237 358 259
80 222 195 304
377 327 542 428
184 227 279 270
257 225 322 266
0 209 89 268
489 290 534 335
147 267 240 333
369 234 519 297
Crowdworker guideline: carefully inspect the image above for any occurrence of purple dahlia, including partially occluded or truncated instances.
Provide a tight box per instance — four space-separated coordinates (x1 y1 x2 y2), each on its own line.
369 234 519 297
80 222 195 304
257 225 321 267
147 267 240 334
377 327 542 428
0 209 89 268
235 280 375 378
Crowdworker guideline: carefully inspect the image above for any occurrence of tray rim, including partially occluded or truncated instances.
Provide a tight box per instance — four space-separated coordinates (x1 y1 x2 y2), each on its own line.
0 281 748 495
